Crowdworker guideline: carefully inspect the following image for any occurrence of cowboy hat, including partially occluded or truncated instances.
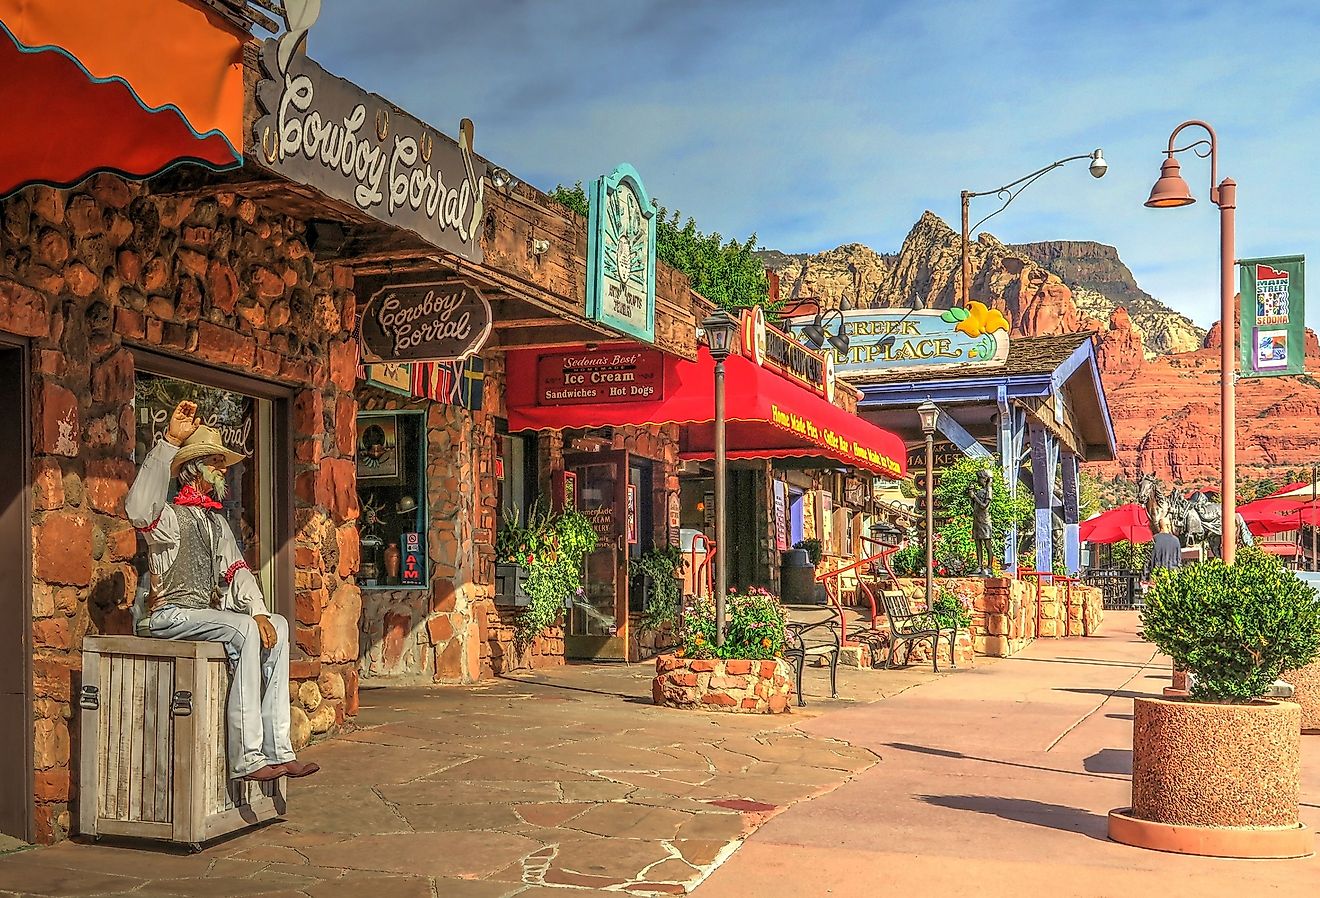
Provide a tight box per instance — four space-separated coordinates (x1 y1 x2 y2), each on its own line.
170 425 247 477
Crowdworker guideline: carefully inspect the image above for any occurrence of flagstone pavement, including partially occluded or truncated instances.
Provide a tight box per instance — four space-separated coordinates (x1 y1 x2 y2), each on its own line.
0 654 943 897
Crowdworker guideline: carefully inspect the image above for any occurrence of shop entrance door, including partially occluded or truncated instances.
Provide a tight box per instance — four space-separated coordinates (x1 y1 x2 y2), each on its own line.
0 346 31 841
564 451 629 660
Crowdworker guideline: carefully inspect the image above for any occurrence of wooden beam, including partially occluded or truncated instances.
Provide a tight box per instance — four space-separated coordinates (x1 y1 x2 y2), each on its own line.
491 318 566 330
487 325 610 352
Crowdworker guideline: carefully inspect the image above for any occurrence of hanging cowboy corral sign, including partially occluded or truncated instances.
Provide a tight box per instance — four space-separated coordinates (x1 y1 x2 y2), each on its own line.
252 40 486 262
359 281 493 363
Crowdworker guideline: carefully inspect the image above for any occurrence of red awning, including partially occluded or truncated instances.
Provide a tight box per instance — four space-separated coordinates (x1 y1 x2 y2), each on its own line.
1080 503 1152 545
506 346 906 477
1260 543 1301 557
0 0 243 197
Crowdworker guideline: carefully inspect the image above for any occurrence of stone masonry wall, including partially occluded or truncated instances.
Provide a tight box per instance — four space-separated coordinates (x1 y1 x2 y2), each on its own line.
891 577 1104 658
1 176 359 842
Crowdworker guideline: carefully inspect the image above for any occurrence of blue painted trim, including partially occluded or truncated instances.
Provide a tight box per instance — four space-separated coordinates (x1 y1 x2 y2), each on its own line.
0 19 242 199
585 163 657 344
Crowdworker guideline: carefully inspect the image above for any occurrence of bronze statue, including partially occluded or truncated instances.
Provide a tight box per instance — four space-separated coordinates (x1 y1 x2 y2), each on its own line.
969 468 993 575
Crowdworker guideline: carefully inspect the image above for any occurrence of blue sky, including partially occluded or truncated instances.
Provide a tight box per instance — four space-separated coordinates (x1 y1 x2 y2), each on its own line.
308 0 1320 329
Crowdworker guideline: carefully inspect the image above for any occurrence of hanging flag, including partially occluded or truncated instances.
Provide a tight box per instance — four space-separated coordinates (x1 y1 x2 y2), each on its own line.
1239 255 1305 378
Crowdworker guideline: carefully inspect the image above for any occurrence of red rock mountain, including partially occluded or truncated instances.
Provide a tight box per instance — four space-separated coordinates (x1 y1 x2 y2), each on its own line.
763 214 1320 487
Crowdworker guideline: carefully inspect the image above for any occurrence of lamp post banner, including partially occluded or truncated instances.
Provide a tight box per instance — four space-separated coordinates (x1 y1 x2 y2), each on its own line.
1239 255 1305 378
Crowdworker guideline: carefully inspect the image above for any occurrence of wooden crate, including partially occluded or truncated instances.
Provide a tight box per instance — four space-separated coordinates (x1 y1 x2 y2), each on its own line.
78 636 285 848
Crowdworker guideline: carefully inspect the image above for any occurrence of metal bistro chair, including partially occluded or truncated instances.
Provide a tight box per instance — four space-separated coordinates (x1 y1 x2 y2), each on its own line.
783 604 841 706
879 590 958 672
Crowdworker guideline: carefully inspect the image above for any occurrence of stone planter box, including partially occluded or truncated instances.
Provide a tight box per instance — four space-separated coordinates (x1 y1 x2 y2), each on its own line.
652 655 793 713
1282 660 1320 734
1108 696 1311 858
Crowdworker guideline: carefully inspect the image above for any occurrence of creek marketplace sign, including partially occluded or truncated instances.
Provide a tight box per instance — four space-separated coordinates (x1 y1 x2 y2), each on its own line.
786 302 1011 378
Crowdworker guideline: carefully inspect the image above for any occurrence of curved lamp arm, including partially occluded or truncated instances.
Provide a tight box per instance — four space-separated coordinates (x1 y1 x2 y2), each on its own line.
1164 119 1219 202
966 152 1100 234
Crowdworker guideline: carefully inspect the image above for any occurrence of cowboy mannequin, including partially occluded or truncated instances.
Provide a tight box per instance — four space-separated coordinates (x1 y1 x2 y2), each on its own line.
126 400 319 782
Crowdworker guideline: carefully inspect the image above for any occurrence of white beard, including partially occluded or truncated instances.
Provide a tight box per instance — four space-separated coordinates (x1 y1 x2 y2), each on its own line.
201 466 227 501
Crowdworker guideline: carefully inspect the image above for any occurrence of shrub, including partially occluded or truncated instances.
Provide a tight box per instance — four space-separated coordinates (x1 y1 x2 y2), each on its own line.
679 586 786 660
1141 547 1320 702
634 546 686 631
930 583 973 629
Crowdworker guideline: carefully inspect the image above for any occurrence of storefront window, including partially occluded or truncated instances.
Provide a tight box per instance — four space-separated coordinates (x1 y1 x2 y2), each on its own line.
134 372 277 603
496 423 538 527
356 412 428 589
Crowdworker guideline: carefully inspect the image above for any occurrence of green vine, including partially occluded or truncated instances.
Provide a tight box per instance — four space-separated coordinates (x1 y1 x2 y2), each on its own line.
496 502 598 650
634 546 686 631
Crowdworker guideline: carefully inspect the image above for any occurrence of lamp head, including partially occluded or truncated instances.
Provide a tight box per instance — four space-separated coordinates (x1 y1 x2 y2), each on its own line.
916 400 940 435
827 330 850 356
801 312 826 350
701 309 740 361
1145 156 1195 208
1088 148 1108 179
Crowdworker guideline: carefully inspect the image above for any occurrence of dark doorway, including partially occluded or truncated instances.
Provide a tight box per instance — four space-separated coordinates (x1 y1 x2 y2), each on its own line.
0 344 31 841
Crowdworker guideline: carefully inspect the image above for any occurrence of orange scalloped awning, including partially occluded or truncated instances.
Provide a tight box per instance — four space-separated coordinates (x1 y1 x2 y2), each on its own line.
0 0 244 196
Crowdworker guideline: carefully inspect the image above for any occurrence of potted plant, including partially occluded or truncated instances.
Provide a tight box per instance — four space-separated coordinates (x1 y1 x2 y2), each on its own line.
633 546 685 633
1108 547 1320 858
496 504 598 649
653 587 795 713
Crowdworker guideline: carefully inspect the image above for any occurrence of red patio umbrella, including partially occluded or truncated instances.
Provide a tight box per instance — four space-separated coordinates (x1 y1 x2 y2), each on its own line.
1237 497 1308 536
1080 504 1152 544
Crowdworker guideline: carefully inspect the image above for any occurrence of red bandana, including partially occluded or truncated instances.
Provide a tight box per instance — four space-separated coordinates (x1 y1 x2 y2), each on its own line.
173 485 223 511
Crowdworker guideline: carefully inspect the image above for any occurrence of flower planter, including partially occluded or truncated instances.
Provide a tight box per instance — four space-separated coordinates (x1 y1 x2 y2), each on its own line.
1281 660 1320 734
652 654 793 713
1108 696 1312 858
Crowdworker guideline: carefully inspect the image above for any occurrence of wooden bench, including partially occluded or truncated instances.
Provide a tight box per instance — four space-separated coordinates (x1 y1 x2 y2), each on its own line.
79 636 285 850
783 604 842 706
879 591 958 672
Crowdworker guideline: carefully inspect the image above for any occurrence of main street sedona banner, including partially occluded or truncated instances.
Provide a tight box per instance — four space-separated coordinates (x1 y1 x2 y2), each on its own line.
1240 255 1305 378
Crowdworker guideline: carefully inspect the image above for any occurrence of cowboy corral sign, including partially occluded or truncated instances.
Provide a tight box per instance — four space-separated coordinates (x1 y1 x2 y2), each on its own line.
587 164 657 344
359 281 492 363
252 40 486 262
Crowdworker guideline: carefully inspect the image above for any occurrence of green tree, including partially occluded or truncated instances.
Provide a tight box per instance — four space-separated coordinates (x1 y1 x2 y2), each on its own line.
549 182 772 312
931 457 1033 575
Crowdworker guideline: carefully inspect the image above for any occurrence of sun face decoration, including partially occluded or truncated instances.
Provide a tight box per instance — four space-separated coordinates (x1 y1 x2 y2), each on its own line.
602 184 648 294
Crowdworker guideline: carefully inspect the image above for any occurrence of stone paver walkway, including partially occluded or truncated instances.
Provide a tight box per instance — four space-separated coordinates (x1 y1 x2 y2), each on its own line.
0 656 942 897
695 612 1320 897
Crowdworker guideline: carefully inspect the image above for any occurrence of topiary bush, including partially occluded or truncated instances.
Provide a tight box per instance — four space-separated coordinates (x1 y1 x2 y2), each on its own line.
1141 546 1320 702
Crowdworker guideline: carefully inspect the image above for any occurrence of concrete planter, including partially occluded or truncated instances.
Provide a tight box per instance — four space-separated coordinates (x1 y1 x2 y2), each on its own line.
1108 696 1312 858
652 655 793 713
1281 660 1320 734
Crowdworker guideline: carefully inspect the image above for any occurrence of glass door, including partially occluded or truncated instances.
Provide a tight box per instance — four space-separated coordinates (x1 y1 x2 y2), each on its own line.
564 450 629 660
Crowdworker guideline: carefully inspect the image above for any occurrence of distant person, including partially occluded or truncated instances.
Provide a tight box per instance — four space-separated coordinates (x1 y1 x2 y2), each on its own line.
1145 519 1182 579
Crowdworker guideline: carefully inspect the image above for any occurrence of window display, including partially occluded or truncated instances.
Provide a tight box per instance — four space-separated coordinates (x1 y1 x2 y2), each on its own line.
356 412 428 589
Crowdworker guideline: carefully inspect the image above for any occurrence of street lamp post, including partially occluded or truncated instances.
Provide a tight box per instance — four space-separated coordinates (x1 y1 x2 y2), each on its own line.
701 309 740 647
917 401 940 610
1144 121 1237 564
960 149 1108 306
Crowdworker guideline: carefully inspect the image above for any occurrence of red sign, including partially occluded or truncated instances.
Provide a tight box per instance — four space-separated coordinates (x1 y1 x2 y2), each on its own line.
535 348 664 406
401 532 424 586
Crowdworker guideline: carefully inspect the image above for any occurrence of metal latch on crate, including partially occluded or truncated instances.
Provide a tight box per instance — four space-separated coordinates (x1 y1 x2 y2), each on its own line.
171 691 193 716
78 685 99 710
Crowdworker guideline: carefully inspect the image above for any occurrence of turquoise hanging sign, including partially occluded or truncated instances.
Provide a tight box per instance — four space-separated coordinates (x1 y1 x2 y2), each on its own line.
586 164 657 344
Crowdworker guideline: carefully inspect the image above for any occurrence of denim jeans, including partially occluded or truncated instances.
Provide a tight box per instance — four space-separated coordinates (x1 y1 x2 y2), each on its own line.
148 606 295 778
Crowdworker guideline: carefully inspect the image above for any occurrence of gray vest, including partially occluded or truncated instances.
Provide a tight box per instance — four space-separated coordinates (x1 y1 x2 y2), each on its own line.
151 505 223 611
